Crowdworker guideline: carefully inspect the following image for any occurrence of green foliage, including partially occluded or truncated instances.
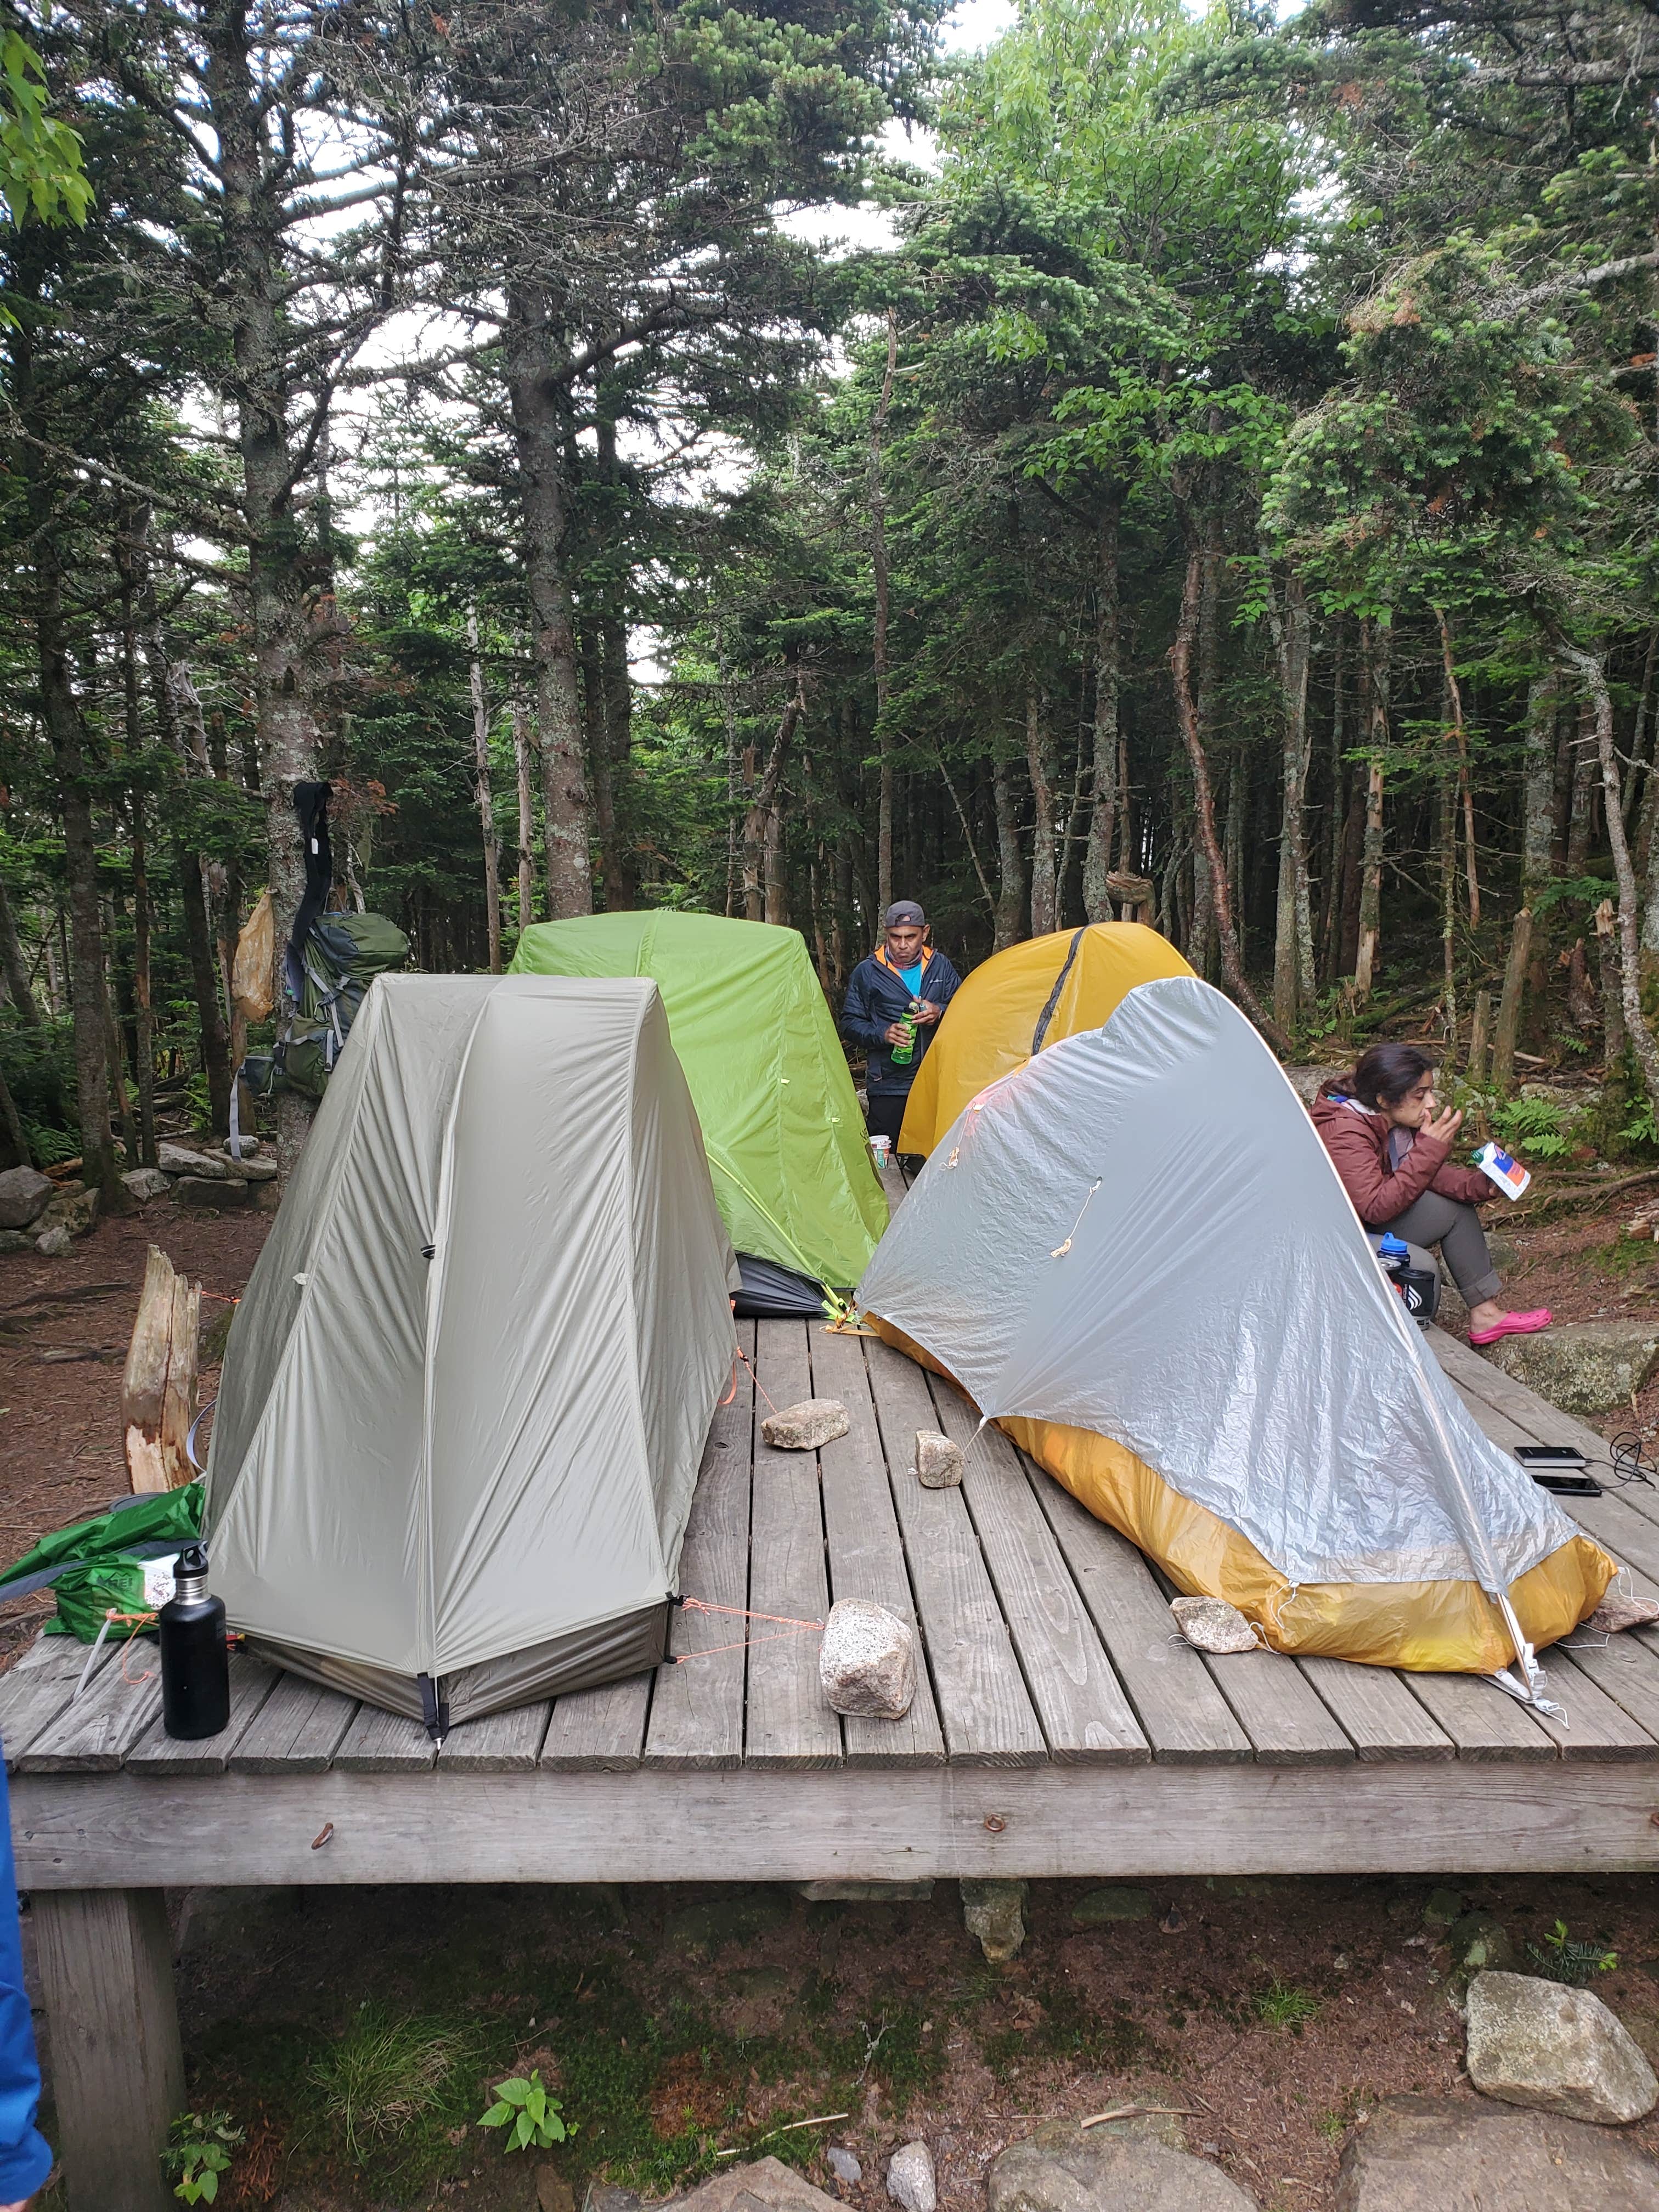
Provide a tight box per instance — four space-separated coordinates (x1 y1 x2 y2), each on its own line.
478 2068 575 2155
1252 1979 1319 2030
162 2111 242 2205
1491 1097 1573 1160
1527 1921 1618 1985
306 2006 475 2166
0 31 90 230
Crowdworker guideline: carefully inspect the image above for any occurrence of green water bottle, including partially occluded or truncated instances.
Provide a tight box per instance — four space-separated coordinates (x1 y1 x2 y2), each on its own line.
890 1012 918 1067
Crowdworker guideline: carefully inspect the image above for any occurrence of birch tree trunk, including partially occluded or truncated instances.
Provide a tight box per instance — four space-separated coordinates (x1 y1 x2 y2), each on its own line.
1353 618 1391 1001
870 308 898 922
513 702 537 936
1082 499 1122 922
1269 565 1312 1031
467 610 501 972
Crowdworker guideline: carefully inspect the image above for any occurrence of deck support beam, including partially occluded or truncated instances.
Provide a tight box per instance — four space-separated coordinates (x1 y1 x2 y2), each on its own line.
33 1888 183 2212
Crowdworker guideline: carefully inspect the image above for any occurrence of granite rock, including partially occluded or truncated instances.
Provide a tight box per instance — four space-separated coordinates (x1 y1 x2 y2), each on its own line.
818 1599 916 1719
33 1226 72 1258
172 1175 253 1209
961 1877 1027 1963
1484 1321 1659 1417
1334 2091 1659 2211
121 1167 173 1205
1465 1970 1658 2124
988 2121 1258 2212
0 1167 52 1229
36 1184 98 1239
157 1141 244 1182
1170 1595 1259 1654
885 2141 935 2212
761 1398 849 1451
913 1430 963 1488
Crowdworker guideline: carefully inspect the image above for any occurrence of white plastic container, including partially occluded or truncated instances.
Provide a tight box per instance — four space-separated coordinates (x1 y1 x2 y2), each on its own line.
1473 1141 1530 1199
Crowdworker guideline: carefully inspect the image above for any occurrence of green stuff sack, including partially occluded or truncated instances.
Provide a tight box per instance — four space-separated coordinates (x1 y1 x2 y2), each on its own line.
0 1482 204 1640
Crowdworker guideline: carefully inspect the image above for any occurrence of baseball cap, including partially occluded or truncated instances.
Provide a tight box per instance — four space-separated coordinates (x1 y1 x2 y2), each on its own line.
884 900 926 928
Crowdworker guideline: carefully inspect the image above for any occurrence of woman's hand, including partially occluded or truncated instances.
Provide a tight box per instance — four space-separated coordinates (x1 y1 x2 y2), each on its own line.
1423 1104 1463 1147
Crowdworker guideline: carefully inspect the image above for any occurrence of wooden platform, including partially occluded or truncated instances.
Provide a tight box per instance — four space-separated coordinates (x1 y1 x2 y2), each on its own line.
13 1304 1659 2206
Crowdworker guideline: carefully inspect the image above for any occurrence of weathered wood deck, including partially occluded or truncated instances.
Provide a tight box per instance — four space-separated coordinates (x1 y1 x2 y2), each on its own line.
12 1271 1659 2203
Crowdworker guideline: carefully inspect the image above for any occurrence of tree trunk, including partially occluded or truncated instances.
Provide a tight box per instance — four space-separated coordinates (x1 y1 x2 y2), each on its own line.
764 799 787 927
992 755 1026 952
0 876 38 1027
1353 618 1391 1001
1269 565 1313 1030
513 701 537 935
1082 499 1122 923
596 414 636 910
1319 625 1347 982
1169 545 1283 1043
1435 609 1480 928
1562 639 1659 1121
1438 717 1458 1042
1026 690 1059 937
741 672 805 928
870 308 898 922
1566 698 1597 875
117 541 157 1167
503 292 591 918
467 610 502 973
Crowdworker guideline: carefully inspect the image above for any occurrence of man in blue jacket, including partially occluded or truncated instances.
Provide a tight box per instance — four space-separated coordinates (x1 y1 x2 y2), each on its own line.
0 1748 51 2209
842 901 962 1154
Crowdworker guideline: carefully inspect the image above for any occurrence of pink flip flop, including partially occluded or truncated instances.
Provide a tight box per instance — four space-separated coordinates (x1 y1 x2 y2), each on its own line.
1469 1308 1552 1347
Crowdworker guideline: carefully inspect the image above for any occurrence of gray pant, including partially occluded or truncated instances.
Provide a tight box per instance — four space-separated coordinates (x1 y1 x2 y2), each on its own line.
1377 1190 1501 1305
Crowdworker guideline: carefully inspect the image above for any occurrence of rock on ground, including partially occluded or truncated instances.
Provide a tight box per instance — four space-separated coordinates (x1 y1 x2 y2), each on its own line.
0 1167 52 1229
537 2167 575 2212
1448 1912 1515 1976
1280 1063 1346 1107
913 1430 962 1488
961 1877 1027 1963
157 1140 246 1182
172 1175 253 1210
761 1398 849 1451
0 1231 32 1256
33 1226 72 1259
988 2120 1259 2212
36 1185 98 1240
1334 2091 1659 2211
1483 1321 1659 1417
1170 1595 1258 1653
1465 1970 1658 2124
886 2140 935 2212
819 1599 916 1718
664 2159 843 2212
825 2147 862 2186
121 1166 172 1204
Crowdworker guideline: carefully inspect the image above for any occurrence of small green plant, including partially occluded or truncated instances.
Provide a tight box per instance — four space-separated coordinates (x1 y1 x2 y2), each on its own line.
162 2111 243 2204
1621 1100 1659 1149
307 2004 473 2164
1528 1920 1618 1984
1491 1095 1573 1160
1253 1979 1319 2030
479 2068 575 2154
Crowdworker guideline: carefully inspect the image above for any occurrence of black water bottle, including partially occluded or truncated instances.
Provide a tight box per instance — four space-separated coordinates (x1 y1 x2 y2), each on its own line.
160 1543 230 1739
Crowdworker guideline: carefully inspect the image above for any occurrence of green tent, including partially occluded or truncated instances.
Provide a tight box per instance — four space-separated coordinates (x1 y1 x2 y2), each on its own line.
511 912 887 1312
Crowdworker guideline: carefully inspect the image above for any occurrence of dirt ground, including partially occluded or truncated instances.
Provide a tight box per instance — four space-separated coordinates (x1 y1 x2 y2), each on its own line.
7 1195 1659 2212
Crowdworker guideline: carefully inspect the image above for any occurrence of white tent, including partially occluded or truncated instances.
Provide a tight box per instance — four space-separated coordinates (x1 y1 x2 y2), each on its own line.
858 975 1610 1693
206 974 738 1730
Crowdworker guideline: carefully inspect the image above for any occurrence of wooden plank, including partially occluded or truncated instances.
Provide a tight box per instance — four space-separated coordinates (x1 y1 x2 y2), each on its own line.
1555 1624 1659 1748
1191 1640 1356 1767
1521 1648 1659 1760
19 1761 1659 1889
1025 1464 1252 1765
744 1318 841 1769
438 1700 550 1773
0 1633 106 1767
865 1337 1046 1765
540 1672 652 1771
229 1671 357 1774
925 1376 1148 1764
332 1701 437 1772
125 1651 278 1776
1432 1328 1628 1482
1404 1669 1557 1761
21 1641 163 1772
811 1325 945 1769
1296 1657 1455 1762
34 1887 183 2211
643 1319 753 1770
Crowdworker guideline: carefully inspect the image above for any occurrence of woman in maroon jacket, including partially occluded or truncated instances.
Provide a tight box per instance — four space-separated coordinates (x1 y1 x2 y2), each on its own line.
1311 1042 1550 1347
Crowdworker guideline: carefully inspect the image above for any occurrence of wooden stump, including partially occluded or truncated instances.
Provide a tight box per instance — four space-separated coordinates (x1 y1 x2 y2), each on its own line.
122 1245 201 1492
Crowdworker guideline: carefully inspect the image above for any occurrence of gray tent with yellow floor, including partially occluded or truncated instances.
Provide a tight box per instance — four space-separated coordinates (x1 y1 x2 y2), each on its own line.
205 973 738 1731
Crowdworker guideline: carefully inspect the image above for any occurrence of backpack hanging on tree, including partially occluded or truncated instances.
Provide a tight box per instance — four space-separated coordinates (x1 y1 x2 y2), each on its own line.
234 784 408 1143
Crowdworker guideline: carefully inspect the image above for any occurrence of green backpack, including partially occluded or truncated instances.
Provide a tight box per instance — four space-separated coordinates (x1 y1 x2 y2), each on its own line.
241 911 409 1106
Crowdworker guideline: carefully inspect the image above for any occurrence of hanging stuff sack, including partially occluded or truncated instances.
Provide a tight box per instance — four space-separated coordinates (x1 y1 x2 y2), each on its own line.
233 784 408 1147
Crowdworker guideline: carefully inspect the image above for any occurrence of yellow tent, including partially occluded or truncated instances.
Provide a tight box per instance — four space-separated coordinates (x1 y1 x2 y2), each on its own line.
899 922 1194 1158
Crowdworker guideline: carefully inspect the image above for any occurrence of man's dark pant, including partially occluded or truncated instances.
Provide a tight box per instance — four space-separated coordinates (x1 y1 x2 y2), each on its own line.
865 1091 908 1146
